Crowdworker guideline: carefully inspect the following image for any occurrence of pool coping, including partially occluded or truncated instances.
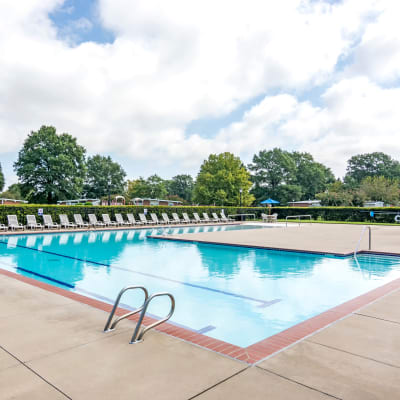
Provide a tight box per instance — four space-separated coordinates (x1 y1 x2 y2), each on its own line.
2 261 400 364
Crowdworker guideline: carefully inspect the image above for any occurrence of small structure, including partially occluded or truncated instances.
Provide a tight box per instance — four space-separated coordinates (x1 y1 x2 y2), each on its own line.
0 198 28 205
132 198 182 206
101 195 126 206
363 201 385 208
57 198 100 206
288 200 321 207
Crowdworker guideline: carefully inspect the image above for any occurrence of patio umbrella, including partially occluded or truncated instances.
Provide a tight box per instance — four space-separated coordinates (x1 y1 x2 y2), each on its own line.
260 198 280 205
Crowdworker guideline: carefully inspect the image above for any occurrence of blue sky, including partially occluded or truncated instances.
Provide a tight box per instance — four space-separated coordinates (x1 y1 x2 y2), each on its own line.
1 0 400 189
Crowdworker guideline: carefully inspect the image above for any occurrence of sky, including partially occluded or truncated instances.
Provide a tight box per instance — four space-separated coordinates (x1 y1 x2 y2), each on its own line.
1 0 400 187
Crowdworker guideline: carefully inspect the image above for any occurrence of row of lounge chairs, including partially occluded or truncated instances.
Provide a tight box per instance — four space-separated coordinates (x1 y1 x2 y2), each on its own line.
1 212 235 231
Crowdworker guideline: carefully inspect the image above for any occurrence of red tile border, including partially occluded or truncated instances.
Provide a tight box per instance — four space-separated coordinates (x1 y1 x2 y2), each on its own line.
1 264 400 365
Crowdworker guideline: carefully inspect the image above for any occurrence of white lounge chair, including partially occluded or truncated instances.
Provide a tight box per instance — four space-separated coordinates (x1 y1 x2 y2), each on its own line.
43 214 59 229
211 212 221 222
0 223 7 231
7 215 24 230
74 214 90 228
139 213 152 225
88 214 105 227
26 215 43 230
102 214 118 227
182 213 196 224
220 212 234 222
193 213 205 223
202 213 213 223
59 214 77 228
172 213 186 224
150 213 162 225
162 213 173 224
127 214 143 225
115 214 131 226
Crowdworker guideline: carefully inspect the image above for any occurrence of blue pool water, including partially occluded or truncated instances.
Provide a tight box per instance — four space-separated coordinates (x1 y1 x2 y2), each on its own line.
1 225 400 347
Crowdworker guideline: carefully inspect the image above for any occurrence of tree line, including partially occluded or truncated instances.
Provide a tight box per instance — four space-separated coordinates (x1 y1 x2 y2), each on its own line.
1 125 400 206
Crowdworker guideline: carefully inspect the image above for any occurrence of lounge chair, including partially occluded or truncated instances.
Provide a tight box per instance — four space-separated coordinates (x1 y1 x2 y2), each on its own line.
102 214 118 227
59 214 77 228
0 223 7 231
162 213 173 224
211 212 221 222
182 212 196 224
43 214 59 229
139 213 152 225
88 214 105 228
127 214 142 225
7 215 24 230
202 213 213 223
115 214 131 226
220 212 234 222
74 214 90 228
172 213 186 224
193 212 205 223
150 213 163 225
26 215 43 230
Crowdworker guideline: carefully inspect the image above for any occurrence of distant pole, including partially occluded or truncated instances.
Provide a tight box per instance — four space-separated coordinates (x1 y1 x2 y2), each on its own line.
107 177 111 206
239 188 242 208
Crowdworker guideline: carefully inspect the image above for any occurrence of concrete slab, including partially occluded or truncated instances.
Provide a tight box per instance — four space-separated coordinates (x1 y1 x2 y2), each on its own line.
194 366 332 400
258 341 400 400
159 223 400 255
0 364 67 399
307 313 400 367
0 348 19 371
27 329 245 400
0 300 132 362
357 289 400 323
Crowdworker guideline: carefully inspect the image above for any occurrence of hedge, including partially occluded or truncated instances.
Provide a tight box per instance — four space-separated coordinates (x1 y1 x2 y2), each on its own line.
0 205 399 225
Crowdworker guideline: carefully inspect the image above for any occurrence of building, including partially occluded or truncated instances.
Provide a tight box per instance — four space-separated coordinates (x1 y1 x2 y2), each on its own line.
57 199 100 206
0 198 28 205
288 200 321 207
132 198 182 206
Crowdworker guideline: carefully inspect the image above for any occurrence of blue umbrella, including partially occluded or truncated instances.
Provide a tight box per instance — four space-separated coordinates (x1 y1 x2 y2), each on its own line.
260 198 280 205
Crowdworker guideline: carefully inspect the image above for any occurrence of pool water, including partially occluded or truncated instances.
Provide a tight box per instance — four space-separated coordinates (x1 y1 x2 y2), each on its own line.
1 226 400 347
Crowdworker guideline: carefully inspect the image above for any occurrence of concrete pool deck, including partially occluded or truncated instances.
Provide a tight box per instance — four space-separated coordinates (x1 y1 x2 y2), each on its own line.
1 271 400 399
153 222 400 256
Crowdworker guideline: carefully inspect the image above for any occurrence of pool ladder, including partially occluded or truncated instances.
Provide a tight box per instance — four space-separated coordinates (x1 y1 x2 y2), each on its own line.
104 286 175 343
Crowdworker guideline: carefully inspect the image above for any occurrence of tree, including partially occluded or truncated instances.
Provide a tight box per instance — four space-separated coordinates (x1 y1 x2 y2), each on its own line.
358 176 399 205
0 163 4 192
316 180 364 206
14 126 86 203
84 155 126 202
126 174 167 199
193 152 254 206
167 174 194 202
291 152 335 199
0 183 24 200
344 152 400 187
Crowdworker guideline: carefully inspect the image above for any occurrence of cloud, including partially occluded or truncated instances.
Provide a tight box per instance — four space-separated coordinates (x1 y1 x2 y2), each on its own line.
0 0 399 180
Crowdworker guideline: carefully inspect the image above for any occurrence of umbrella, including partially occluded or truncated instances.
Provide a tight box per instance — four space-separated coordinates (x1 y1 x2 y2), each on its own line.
260 198 280 205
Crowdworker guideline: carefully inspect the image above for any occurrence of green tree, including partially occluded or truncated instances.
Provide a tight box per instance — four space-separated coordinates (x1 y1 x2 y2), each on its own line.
14 126 86 203
291 152 335 199
193 152 254 206
84 155 126 202
126 174 167 199
0 163 4 192
316 180 364 206
0 183 24 200
358 176 399 205
167 174 194 202
344 152 400 187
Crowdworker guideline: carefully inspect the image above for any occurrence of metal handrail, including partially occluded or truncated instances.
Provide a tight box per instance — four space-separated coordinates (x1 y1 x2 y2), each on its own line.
285 215 312 227
130 292 175 344
354 226 371 257
104 286 149 332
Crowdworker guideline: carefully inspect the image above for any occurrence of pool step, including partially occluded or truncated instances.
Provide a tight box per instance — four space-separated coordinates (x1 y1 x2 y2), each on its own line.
104 285 175 343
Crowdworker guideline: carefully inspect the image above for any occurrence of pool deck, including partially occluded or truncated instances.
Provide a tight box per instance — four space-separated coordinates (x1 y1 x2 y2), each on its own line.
2 222 400 398
1 270 400 399
153 222 400 256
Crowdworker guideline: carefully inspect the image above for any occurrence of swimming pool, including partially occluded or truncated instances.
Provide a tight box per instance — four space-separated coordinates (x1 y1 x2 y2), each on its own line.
1 226 400 348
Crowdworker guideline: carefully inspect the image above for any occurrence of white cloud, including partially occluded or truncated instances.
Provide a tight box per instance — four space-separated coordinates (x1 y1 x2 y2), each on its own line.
0 0 399 181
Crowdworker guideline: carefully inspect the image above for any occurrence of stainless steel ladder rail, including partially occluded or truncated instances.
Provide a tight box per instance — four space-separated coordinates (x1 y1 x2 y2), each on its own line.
285 214 312 227
130 292 175 344
354 226 371 257
104 286 149 332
